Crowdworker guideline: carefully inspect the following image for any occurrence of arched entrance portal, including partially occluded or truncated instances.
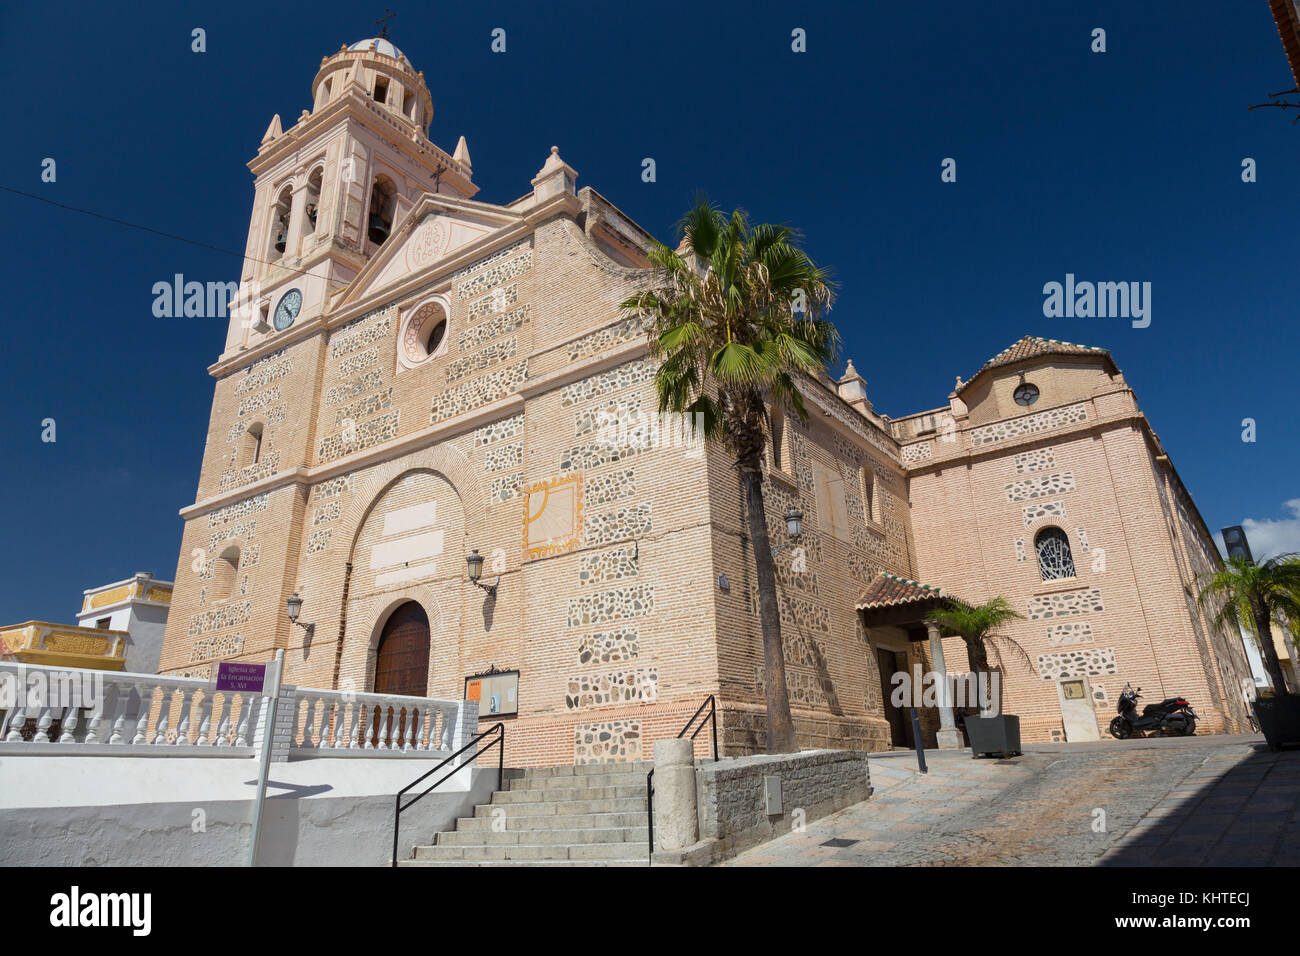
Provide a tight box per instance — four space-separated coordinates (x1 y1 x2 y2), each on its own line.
371 601 431 748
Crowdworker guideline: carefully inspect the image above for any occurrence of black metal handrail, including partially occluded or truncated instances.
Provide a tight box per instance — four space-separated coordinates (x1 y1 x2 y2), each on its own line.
391 722 505 867
647 694 719 865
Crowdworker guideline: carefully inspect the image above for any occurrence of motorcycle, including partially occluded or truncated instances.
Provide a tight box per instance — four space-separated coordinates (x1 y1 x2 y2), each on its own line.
1108 684 1198 739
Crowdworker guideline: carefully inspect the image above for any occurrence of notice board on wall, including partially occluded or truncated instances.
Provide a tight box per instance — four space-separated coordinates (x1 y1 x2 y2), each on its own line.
465 669 519 718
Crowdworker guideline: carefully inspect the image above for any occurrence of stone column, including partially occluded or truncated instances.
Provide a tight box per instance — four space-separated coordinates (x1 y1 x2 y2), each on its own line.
652 737 698 853
927 622 963 749
284 174 309 261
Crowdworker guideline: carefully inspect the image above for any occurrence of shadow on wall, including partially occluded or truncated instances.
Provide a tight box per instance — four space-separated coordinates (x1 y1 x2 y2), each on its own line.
0 760 499 867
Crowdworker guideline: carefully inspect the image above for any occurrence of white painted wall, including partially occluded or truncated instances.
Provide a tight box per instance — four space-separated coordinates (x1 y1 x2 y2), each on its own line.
0 754 497 866
121 604 167 674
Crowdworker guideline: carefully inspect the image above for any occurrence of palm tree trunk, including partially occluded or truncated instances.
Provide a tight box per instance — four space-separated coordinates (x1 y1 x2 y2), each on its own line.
964 636 992 715
964 637 990 681
1256 609 1290 694
741 453 798 753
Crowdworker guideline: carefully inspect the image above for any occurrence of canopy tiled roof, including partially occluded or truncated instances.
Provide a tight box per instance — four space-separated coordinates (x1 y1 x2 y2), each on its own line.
1270 0 1300 87
955 335 1111 395
855 572 950 611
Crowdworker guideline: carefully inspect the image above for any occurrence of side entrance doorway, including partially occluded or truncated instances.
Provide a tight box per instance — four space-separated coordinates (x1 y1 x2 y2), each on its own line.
876 646 912 748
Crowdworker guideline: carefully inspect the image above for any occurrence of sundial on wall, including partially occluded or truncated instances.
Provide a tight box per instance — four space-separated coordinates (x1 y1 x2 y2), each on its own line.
273 288 303 331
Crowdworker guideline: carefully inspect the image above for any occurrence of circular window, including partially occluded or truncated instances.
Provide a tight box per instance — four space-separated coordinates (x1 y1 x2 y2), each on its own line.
1013 382 1040 407
399 297 450 368
421 317 447 355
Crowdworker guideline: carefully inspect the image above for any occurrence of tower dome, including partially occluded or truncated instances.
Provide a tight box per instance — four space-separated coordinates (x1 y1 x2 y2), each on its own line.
310 37 433 135
347 37 405 60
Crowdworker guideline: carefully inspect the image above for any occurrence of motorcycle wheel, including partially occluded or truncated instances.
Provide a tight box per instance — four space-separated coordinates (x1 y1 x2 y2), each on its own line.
1108 716 1132 739
1179 716 1196 737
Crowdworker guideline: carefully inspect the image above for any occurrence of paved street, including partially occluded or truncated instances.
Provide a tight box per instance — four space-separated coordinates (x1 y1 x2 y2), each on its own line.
724 734 1299 866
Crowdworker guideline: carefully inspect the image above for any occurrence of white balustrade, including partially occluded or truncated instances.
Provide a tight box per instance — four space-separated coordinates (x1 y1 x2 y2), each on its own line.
0 661 468 760
285 688 462 756
0 662 259 755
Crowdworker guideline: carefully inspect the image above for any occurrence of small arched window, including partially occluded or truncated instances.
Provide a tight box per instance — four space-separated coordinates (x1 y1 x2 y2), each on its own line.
212 546 240 601
1035 526 1075 581
770 408 791 474
861 466 880 524
239 423 263 469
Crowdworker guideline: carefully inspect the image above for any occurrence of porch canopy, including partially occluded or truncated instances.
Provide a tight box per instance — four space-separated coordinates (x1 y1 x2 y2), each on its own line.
855 572 958 630
856 572 965 749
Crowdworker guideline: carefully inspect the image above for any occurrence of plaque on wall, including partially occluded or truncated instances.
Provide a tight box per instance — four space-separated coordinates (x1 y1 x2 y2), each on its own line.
465 667 520 718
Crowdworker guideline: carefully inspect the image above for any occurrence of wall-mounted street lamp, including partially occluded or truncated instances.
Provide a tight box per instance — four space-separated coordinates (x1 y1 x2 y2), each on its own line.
285 591 315 638
466 549 499 597
771 506 803 557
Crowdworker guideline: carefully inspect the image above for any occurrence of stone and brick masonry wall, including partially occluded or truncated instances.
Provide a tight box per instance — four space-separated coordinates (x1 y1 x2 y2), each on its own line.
653 749 872 864
904 368 1252 742
707 383 917 756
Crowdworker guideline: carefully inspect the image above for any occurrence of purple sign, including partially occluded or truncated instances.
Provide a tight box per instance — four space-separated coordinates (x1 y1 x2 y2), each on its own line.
215 662 267 693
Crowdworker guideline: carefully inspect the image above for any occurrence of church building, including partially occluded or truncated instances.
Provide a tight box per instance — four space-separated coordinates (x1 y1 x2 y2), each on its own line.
158 36 1253 764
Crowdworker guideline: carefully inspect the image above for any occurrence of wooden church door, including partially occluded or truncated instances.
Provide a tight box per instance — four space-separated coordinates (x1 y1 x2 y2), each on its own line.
371 601 431 746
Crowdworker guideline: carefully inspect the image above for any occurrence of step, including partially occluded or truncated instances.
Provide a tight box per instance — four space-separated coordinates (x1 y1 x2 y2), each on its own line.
436 825 648 847
412 841 645 862
465 809 646 829
485 795 646 817
491 784 646 804
502 761 653 781
399 858 647 867
508 771 651 792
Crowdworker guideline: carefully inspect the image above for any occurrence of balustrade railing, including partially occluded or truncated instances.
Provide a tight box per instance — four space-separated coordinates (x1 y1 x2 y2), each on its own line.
286 688 461 754
0 661 465 759
0 662 263 753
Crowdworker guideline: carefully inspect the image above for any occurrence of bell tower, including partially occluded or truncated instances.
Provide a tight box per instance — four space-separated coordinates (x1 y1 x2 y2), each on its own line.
223 36 477 358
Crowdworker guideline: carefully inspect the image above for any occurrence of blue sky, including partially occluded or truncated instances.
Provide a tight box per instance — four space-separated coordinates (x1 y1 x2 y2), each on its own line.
0 0 1296 624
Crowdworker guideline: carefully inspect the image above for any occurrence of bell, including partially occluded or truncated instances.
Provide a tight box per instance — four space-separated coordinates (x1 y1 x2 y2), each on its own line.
273 227 286 254
306 203 318 229
368 213 390 244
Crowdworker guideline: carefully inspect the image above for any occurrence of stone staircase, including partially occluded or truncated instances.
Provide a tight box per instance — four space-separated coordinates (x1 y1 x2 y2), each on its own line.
401 761 652 866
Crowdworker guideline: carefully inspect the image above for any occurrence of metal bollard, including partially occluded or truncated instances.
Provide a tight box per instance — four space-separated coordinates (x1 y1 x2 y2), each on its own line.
910 707 927 774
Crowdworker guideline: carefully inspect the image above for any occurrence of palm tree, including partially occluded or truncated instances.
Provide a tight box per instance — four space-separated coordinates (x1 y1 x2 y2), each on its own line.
1198 554 1300 694
621 199 837 753
928 597 1030 711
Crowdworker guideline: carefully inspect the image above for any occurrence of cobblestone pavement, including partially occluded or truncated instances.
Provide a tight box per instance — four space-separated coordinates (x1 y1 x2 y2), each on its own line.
724 735 1298 867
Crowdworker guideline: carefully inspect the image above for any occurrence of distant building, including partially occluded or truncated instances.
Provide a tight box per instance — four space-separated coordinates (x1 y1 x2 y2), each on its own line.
76 573 173 674
1 573 172 674
1268 620 1299 692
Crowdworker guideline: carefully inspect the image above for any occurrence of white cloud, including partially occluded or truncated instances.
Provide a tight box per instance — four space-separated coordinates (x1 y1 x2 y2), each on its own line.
1223 499 1300 560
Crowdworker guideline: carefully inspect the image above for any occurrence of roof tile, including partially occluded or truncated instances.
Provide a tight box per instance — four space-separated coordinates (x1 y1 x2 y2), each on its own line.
856 572 949 610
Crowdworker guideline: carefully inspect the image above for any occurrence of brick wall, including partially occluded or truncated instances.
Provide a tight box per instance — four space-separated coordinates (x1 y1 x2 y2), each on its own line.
905 363 1252 742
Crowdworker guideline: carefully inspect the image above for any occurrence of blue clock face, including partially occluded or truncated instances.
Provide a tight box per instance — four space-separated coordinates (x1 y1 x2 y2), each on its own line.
273 288 302 331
